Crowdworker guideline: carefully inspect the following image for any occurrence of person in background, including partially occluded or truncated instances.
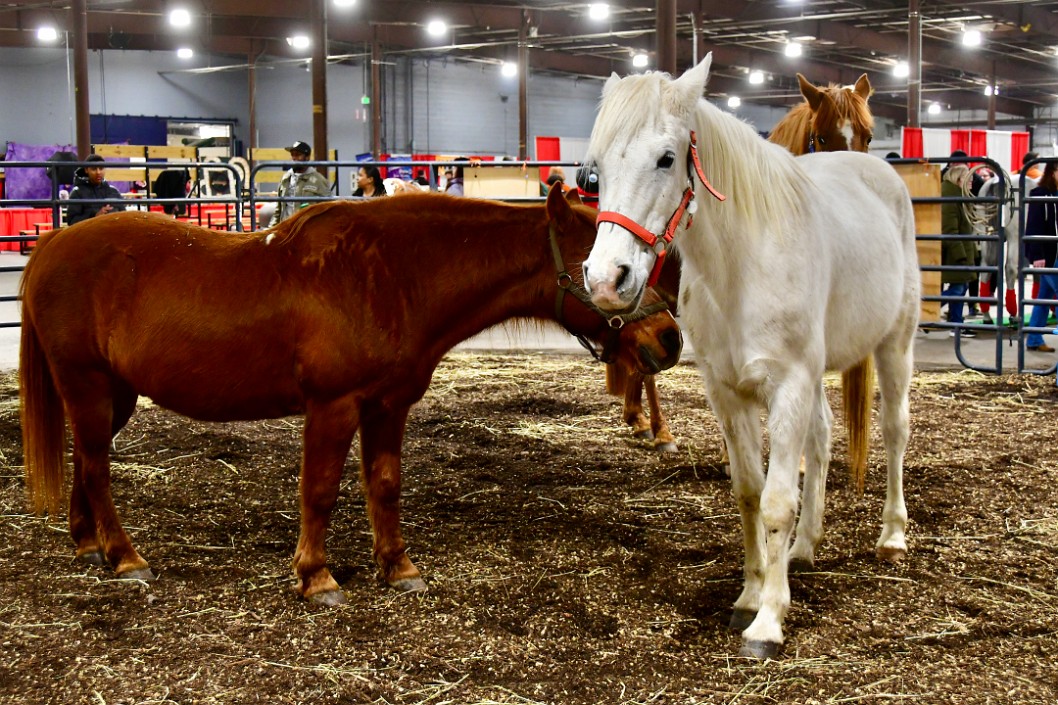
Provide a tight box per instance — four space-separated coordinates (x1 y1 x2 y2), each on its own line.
1023 159 1058 353
66 154 127 225
541 166 570 195
1021 151 1042 181
353 165 386 198
268 140 332 227
940 158 978 338
444 157 468 196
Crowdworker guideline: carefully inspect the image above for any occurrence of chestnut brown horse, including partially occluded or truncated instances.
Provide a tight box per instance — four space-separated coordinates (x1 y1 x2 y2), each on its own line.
767 73 874 155
19 186 682 605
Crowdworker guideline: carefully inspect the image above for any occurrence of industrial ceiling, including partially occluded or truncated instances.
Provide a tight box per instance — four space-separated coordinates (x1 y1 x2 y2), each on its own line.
2 1 1057 124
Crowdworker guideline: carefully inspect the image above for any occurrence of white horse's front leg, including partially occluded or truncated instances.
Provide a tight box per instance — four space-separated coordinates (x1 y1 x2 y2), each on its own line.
790 382 833 570
741 372 815 659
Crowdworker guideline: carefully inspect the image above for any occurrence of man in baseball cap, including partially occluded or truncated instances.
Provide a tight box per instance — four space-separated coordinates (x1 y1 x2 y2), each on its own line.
269 140 332 227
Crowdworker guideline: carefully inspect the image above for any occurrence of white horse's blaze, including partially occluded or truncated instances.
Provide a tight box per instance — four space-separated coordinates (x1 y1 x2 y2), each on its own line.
584 54 919 658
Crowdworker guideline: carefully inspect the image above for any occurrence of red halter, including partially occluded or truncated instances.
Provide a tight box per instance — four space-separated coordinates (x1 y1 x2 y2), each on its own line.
595 131 726 286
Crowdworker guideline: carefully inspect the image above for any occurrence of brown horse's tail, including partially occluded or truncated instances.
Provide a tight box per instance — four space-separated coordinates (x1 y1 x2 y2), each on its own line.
605 362 628 396
841 357 874 494
19 301 67 516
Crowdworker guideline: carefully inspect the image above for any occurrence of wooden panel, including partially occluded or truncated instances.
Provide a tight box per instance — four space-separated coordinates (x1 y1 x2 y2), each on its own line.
92 144 147 159
463 165 542 199
147 145 197 160
894 163 942 323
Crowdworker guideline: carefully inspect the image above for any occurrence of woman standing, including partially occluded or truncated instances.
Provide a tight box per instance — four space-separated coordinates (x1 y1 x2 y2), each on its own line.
353 166 387 198
1024 160 1058 353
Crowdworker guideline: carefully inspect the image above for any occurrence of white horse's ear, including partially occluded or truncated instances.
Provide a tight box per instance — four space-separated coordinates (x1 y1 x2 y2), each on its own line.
603 71 621 97
673 53 711 106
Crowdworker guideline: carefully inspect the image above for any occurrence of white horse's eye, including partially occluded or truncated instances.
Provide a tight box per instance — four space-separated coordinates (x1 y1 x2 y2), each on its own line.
656 151 676 169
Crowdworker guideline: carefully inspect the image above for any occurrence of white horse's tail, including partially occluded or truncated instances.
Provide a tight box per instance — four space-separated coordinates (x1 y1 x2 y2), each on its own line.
841 357 874 493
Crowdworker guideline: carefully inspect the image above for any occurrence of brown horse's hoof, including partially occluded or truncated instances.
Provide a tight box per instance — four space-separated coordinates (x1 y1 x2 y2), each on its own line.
654 441 679 453
789 556 814 573
729 608 756 631
739 639 782 660
390 576 428 593
309 589 347 607
119 567 157 582
633 429 655 441
876 546 907 563
77 550 106 567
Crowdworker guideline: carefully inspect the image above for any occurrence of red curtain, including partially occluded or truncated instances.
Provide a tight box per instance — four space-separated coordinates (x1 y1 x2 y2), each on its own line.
535 136 561 181
1010 132 1030 172
968 130 988 159
950 130 970 155
901 128 923 158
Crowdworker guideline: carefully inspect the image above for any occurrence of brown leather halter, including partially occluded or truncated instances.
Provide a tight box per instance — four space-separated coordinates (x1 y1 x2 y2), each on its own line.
595 130 726 286
548 222 669 363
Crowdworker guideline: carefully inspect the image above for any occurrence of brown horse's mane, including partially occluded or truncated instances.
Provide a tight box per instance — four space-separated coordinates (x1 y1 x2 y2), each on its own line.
262 194 543 269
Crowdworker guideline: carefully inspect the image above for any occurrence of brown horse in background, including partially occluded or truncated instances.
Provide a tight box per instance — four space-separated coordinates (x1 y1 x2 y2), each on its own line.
19 187 682 605
768 73 874 155
768 71 876 481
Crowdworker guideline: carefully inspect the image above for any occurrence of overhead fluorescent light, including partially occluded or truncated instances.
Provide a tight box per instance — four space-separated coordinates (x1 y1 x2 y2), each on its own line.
501 62 517 78
169 8 191 28
177 47 193 59
748 70 764 84
36 26 58 42
962 29 982 47
893 61 910 78
784 42 802 58
632 53 648 68
727 96 741 108
426 20 447 37
286 35 310 50
589 4 610 21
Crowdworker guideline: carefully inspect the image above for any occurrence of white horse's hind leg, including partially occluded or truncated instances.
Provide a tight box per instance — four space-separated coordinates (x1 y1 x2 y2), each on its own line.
873 339 912 562
740 371 815 658
790 382 833 571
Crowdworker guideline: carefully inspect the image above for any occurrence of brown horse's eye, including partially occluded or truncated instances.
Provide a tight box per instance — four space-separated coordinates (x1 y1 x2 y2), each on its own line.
817 136 827 146
866 135 873 145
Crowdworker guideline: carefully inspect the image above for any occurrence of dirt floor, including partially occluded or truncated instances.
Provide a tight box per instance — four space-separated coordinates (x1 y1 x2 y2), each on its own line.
1 353 1057 705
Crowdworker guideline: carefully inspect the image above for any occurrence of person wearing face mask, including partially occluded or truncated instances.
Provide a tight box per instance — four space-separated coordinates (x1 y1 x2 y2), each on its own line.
267 140 332 227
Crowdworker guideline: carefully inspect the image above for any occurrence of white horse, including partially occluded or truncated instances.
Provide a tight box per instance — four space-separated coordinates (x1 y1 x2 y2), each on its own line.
581 56 920 659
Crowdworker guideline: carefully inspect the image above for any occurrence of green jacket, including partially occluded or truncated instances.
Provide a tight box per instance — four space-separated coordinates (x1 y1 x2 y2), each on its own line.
940 178 978 284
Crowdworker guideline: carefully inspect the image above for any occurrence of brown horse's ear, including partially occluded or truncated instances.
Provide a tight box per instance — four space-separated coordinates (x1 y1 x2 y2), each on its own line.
797 73 824 111
564 186 582 206
853 73 872 101
546 182 573 226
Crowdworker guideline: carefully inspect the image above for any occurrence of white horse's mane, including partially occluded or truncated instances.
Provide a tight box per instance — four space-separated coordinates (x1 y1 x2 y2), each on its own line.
589 71 814 238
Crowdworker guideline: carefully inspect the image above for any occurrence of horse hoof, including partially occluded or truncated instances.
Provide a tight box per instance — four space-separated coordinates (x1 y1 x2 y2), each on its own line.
739 639 782 660
119 568 156 582
729 608 756 631
633 429 655 441
876 546 907 563
390 577 428 593
309 589 347 607
789 557 814 573
654 441 679 453
77 551 106 567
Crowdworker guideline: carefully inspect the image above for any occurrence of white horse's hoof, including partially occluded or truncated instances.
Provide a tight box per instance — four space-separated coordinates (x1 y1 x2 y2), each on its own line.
739 639 782 660
876 546 907 563
789 556 815 573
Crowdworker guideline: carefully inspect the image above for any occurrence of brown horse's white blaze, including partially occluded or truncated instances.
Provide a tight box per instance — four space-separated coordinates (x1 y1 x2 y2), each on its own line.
19 187 681 605
581 55 918 660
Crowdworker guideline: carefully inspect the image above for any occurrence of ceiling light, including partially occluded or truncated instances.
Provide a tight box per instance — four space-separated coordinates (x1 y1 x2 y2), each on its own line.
632 53 648 68
333 0 357 6
588 4 610 21
928 102 941 115
748 70 764 85
984 85 998 96
962 29 982 47
784 42 802 58
177 47 193 59
168 8 191 28
501 62 517 78
426 20 447 37
893 61 909 78
36 26 58 42
286 35 310 50
727 96 741 108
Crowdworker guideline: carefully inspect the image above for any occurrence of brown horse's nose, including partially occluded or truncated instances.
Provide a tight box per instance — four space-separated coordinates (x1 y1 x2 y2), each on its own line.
661 328 683 361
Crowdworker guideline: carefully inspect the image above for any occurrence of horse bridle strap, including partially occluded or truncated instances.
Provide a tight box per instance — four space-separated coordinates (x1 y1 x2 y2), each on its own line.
548 223 668 363
595 130 726 287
